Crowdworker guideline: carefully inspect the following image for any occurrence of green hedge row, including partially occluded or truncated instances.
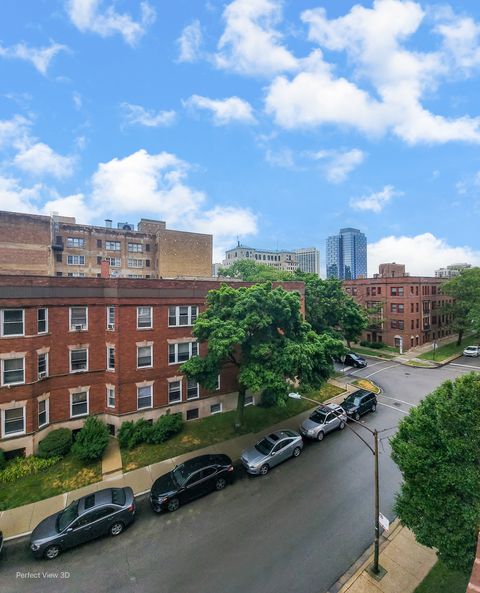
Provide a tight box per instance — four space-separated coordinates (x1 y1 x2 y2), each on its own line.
118 413 184 450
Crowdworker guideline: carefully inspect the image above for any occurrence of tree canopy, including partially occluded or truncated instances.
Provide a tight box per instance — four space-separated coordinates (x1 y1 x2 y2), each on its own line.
391 372 480 572
441 267 480 344
181 282 344 428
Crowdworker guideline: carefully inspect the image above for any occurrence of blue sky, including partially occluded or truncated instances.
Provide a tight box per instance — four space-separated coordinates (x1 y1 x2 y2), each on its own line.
1 0 480 275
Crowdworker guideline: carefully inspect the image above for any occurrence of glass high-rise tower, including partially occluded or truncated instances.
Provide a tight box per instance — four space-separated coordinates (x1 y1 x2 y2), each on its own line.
326 228 367 279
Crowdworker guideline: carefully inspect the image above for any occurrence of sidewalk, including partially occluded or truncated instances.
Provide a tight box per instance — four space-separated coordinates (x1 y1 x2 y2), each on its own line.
0 382 355 541
329 519 437 593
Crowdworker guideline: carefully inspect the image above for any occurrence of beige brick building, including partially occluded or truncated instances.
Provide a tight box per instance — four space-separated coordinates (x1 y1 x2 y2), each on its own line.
0 210 212 279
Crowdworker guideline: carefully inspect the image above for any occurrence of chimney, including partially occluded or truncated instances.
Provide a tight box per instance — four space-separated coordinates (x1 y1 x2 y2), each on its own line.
100 260 110 278
105 219 112 228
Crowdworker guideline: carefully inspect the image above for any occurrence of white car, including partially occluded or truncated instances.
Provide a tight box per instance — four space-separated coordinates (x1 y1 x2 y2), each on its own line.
463 345 480 357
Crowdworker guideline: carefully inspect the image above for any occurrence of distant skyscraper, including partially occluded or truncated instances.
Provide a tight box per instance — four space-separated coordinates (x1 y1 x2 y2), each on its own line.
295 247 320 276
326 228 367 279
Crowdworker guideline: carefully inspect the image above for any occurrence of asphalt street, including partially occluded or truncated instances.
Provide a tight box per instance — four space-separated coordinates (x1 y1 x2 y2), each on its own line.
0 356 478 593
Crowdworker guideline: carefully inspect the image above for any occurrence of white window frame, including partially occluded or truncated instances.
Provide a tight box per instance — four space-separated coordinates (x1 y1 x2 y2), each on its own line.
168 380 182 404
2 406 26 437
1 309 25 337
105 241 121 251
107 306 115 330
38 398 49 428
128 243 143 253
1 356 25 386
70 390 89 418
186 378 199 400
244 395 255 407
137 385 153 410
127 258 144 268
37 308 48 334
137 345 153 369
105 257 121 268
107 346 115 371
137 306 152 329
67 254 85 266
69 306 88 331
168 305 198 327
106 386 116 409
69 348 89 373
215 374 221 391
168 341 198 365
66 237 85 248
38 352 49 379
210 402 223 415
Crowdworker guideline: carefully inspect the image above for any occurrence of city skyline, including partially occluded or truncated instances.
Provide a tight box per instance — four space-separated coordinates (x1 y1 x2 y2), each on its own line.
1 1 480 275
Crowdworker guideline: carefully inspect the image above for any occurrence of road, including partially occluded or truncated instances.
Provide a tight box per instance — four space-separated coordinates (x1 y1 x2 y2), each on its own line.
0 356 478 593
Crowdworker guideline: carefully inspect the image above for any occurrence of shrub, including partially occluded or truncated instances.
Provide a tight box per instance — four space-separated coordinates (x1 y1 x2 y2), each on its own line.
37 428 73 458
118 419 152 450
72 416 110 462
0 455 61 483
0 449 5 471
359 340 385 349
147 413 183 444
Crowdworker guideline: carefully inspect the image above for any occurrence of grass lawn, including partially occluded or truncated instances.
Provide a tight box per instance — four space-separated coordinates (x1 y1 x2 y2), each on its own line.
352 379 381 393
122 383 344 471
0 453 101 511
417 336 478 361
414 561 469 593
350 346 397 359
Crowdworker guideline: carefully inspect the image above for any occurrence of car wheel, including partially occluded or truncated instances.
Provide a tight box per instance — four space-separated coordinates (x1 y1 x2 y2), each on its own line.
339 421 346 430
44 545 61 560
110 521 124 536
371 404 377 413
292 446 301 458
317 431 325 442
354 412 361 421
215 477 227 490
167 498 180 512
259 464 269 476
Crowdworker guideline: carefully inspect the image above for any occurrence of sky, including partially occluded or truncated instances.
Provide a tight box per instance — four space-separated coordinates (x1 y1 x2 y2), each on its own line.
1 0 480 276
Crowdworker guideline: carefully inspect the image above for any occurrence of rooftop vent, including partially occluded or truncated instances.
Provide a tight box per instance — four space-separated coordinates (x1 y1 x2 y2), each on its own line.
105 219 112 228
117 222 134 231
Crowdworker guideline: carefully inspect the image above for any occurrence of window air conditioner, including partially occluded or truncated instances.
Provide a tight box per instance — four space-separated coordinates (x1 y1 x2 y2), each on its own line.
107 323 115 330
38 371 47 379
74 324 85 331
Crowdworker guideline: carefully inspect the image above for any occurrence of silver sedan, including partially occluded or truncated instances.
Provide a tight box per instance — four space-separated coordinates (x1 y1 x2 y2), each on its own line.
299 403 347 441
241 429 303 476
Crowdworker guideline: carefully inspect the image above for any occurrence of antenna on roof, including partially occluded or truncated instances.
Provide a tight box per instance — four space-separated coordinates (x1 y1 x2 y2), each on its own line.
237 235 240 247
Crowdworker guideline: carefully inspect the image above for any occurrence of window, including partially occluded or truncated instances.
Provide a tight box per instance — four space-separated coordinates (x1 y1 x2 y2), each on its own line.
137 307 152 329
186 408 199 420
391 303 404 313
137 385 152 409
128 258 144 268
107 306 115 330
66 237 85 248
168 306 198 326
107 387 115 408
67 255 85 265
416 303 419 313
70 348 88 372
215 374 220 390
71 391 88 417
128 243 143 252
67 272 86 277
38 352 48 379
168 342 198 364
187 378 199 400
390 320 405 329
70 306 88 330
145 244 150 252
1 309 24 336
210 403 222 414
128 274 143 278
38 399 49 427
97 239 102 248
2 357 25 385
37 308 48 333
390 287 404 296
105 257 121 267
3 407 25 436
105 241 121 251
137 345 152 368
107 346 115 371
168 381 182 403
56 253 62 263
244 395 255 406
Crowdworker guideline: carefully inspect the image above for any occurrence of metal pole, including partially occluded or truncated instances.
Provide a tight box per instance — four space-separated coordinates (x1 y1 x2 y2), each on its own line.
373 428 380 574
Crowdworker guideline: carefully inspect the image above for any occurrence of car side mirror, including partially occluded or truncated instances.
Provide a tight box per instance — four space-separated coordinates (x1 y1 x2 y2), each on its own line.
270 451 276 456
66 527 73 532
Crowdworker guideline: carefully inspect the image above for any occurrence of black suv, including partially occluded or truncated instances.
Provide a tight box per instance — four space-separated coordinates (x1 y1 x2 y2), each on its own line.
341 389 377 421
150 454 234 513
343 352 367 368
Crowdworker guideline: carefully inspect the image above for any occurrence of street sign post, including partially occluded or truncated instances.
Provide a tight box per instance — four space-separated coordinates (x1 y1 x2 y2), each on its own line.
379 512 390 533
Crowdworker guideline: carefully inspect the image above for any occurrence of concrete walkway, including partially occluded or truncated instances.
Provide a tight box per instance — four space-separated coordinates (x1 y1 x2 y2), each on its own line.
101 436 123 479
329 520 437 593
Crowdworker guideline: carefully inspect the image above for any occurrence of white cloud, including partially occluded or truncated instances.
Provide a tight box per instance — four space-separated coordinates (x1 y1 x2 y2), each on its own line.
435 11 480 72
265 147 295 168
309 148 365 183
121 103 176 127
0 175 43 213
66 0 155 45
368 233 480 276
215 0 298 76
350 185 402 213
14 142 76 179
72 92 82 110
0 115 31 149
43 192 93 222
0 41 67 75
184 95 256 125
177 20 202 62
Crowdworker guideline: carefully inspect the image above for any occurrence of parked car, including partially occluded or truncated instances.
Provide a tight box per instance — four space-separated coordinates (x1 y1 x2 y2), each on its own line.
463 345 480 357
0 530 3 557
150 454 234 513
241 429 303 476
341 389 377 421
343 352 367 368
299 403 347 441
30 487 135 560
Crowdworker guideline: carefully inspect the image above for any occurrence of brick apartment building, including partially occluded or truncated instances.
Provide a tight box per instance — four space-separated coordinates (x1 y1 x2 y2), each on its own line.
0 210 212 279
0 275 305 456
343 263 452 351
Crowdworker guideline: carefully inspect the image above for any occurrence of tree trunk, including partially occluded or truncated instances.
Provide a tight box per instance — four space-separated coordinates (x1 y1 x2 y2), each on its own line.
346 339 351 349
457 330 463 346
235 386 246 430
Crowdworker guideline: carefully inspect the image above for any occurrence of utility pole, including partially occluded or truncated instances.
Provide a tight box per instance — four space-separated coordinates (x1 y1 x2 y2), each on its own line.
373 429 380 574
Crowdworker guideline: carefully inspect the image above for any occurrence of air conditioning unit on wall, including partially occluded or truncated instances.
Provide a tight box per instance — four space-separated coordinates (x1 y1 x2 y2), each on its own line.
74 324 86 331
38 371 47 379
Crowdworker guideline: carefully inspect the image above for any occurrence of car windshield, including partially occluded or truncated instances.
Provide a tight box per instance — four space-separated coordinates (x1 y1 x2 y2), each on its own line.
173 463 189 487
343 394 362 405
309 410 327 423
57 500 79 532
111 488 126 506
255 438 274 455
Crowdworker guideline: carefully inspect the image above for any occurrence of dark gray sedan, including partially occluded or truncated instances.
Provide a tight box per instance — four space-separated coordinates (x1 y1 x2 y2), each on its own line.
30 487 135 560
241 429 303 475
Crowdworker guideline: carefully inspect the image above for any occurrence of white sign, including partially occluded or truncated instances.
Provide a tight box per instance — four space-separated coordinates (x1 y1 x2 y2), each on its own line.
379 512 390 532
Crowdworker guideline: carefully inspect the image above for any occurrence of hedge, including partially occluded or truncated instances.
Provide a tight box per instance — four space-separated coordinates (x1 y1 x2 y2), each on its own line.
72 416 110 462
37 428 73 458
118 413 184 450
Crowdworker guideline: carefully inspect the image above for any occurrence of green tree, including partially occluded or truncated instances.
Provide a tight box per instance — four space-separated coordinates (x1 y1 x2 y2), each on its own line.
391 372 480 572
181 283 344 428
441 268 480 344
218 259 293 282
72 416 110 462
